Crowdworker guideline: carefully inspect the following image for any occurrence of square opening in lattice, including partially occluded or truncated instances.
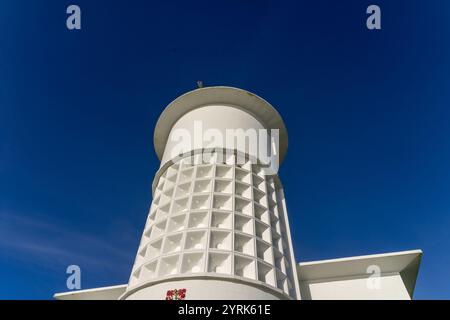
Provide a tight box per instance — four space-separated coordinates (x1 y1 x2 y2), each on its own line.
211 211 232 229
161 187 172 199
131 267 141 284
175 182 191 198
208 252 232 274
270 206 279 220
274 249 285 271
191 194 210 210
149 201 158 214
213 194 232 211
158 255 180 277
146 239 163 258
141 260 158 281
234 255 256 279
209 230 232 250
253 174 265 191
235 182 252 199
150 220 167 240
179 167 194 183
234 233 254 256
181 252 205 274
167 214 187 233
162 233 183 254
156 177 165 191
158 193 171 209
152 191 161 205
163 179 175 193
188 211 208 228
144 225 152 238
165 166 178 182
196 165 213 179
172 197 189 214
255 221 271 242
214 180 232 193
235 197 252 215
268 195 277 210
272 230 282 250
185 231 207 250
194 179 212 193
234 214 253 234
256 239 273 263
215 165 232 179
146 216 155 228
252 165 265 177
253 189 266 205
137 246 147 266
254 203 269 221
276 270 288 292
257 262 275 286
235 168 251 184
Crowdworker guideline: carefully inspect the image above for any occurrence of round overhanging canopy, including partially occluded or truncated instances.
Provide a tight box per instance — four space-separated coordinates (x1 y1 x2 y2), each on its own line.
154 86 289 164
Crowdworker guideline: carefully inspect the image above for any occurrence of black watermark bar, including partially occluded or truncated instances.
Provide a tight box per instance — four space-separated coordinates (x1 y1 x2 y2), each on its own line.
1 300 448 319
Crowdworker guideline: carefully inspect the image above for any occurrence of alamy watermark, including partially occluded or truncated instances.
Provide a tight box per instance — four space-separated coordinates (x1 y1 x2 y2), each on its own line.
366 5 381 30
65 5 379 32
366 265 381 290
66 5 81 30
169 121 280 175
66 265 81 290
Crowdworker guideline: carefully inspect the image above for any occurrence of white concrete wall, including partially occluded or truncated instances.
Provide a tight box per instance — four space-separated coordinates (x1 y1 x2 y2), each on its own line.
161 105 269 167
126 154 299 300
300 273 411 300
124 89 299 300
125 278 283 300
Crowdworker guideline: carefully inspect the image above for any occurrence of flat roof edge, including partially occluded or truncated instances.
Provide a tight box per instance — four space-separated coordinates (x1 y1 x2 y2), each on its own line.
297 250 423 288
54 284 127 300
298 249 423 268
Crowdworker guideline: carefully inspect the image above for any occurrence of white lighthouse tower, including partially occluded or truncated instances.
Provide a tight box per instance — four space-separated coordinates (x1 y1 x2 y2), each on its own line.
120 86 300 300
53 86 423 301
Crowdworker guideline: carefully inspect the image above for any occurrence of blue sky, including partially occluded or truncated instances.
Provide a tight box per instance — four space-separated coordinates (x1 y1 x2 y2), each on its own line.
1 0 449 299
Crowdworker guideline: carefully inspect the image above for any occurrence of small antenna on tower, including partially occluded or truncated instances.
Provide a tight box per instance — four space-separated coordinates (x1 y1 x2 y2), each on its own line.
197 80 204 88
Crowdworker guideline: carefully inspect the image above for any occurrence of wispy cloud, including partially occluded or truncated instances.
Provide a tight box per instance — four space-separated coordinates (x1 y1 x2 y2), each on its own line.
0 211 135 276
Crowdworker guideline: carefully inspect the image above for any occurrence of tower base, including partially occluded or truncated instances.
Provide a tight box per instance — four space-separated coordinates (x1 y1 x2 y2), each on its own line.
121 277 288 300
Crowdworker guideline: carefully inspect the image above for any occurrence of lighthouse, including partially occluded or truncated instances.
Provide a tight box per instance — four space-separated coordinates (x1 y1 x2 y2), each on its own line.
54 86 422 301
120 86 300 300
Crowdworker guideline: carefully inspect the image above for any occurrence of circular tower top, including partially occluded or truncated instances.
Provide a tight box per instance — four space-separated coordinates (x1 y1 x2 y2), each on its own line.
154 86 289 163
